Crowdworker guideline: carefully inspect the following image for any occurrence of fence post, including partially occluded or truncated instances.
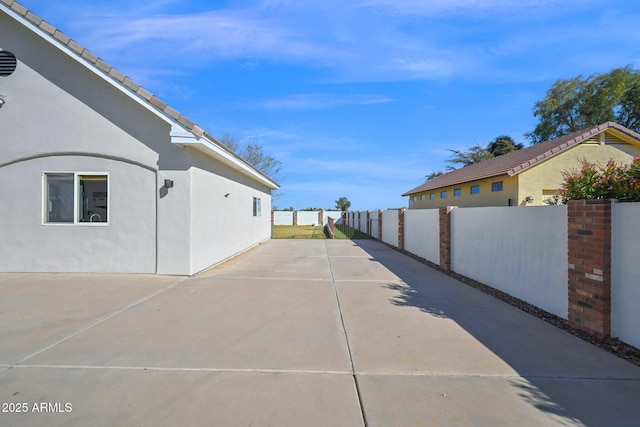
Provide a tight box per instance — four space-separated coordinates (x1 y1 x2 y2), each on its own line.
398 208 406 250
439 206 456 271
366 211 371 235
378 210 383 242
293 210 298 226
318 210 324 226
567 199 613 336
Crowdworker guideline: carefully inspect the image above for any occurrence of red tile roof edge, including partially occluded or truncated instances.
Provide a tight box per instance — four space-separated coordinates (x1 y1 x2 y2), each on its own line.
402 122 640 196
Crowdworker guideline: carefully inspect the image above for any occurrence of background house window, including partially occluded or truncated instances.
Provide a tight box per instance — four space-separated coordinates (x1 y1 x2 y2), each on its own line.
253 197 262 216
492 181 504 192
454 188 461 197
421 195 426 200
470 185 480 195
45 173 108 224
441 191 447 198
429 193 435 200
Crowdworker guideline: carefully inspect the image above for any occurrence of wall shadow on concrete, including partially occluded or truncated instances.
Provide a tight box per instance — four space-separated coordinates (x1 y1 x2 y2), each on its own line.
349 239 640 426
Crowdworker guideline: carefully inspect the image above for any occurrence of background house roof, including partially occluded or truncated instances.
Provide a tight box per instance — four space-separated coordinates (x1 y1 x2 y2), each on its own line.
402 122 640 196
0 0 279 189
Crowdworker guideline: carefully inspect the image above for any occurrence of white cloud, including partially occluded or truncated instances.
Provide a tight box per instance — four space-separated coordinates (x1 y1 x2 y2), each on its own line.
237 93 395 110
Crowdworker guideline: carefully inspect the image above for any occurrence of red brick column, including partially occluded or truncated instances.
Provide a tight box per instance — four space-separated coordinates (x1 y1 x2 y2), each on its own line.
567 199 613 336
398 208 406 250
293 211 298 226
439 206 456 271
271 210 275 225
318 210 324 226
378 210 383 241
367 211 371 235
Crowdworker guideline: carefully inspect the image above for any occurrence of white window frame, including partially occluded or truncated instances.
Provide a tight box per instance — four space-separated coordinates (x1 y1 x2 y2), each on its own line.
42 172 110 226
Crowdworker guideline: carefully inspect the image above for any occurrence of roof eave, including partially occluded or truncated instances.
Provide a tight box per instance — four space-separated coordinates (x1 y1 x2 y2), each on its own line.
1 2 279 190
170 127 280 190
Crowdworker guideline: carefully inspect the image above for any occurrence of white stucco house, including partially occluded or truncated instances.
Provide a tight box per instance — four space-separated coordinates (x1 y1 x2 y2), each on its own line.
0 1 279 275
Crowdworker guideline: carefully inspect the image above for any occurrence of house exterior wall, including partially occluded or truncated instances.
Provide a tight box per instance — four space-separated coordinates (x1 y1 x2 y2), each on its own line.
0 156 157 273
517 136 640 205
0 9 274 275
409 175 518 209
189 166 271 275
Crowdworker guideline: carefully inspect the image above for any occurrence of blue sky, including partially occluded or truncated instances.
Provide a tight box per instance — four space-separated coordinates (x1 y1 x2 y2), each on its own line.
17 0 640 210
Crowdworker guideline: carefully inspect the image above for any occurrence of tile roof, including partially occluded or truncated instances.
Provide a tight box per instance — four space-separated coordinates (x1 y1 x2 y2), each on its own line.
0 0 278 187
402 122 640 196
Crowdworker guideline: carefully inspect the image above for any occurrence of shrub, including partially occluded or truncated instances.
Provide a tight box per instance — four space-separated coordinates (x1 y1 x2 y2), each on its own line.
560 157 640 202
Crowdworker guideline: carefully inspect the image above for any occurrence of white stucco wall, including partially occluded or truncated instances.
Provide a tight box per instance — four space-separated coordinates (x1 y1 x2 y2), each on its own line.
297 211 321 225
273 211 293 225
323 211 343 225
404 209 439 264
451 206 568 318
189 166 271 275
381 210 399 247
0 11 275 275
611 203 640 349
369 211 379 239
0 156 157 273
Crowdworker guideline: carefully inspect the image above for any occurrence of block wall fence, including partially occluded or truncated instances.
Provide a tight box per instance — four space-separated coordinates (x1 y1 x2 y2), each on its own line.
342 202 640 350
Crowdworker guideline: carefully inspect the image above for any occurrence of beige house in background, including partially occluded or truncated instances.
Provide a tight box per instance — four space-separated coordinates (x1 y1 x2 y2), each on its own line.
403 122 640 208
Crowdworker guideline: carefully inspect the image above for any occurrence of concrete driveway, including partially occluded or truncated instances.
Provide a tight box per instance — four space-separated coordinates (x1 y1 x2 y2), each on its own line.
1 239 639 426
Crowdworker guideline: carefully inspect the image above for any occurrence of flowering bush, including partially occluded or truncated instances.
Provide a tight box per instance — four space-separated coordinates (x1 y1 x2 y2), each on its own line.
559 157 640 202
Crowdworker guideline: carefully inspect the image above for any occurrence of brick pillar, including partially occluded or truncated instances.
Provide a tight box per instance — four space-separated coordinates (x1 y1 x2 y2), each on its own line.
398 208 406 250
567 199 613 336
365 211 370 235
439 206 456 271
293 211 298 226
378 210 383 241
318 210 324 226
271 210 275 225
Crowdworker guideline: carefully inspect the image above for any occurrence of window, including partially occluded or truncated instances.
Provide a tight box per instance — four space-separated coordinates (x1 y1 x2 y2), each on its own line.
44 173 108 224
253 197 262 216
421 195 426 201
413 196 417 202
491 181 503 192
429 193 435 200
454 188 461 197
441 191 447 198
470 185 480 195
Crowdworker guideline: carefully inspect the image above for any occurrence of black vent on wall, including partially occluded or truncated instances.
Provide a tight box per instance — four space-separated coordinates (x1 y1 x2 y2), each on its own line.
0 51 17 77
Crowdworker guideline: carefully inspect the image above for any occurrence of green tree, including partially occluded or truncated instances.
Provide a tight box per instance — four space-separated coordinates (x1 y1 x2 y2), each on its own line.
527 66 640 144
335 197 351 211
219 134 283 181
487 135 524 156
446 145 494 169
424 171 444 182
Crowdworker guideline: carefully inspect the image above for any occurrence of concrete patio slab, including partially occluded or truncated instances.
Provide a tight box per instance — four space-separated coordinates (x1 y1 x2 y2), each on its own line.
24 278 352 372
1 239 639 427
357 374 640 427
0 274 181 364
0 368 363 427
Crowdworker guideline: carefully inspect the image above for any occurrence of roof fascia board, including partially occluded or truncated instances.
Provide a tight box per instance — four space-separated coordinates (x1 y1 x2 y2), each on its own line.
170 126 280 190
1 5 175 127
